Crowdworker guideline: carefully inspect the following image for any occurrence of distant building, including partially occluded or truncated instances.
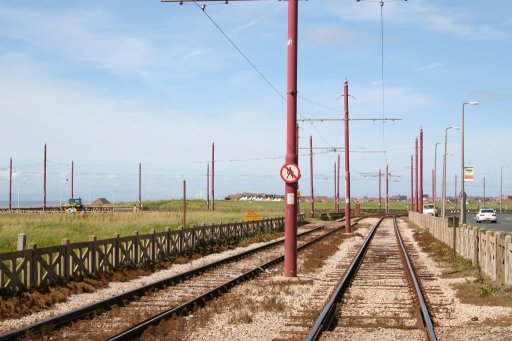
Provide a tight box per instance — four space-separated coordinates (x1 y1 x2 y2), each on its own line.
91 198 111 205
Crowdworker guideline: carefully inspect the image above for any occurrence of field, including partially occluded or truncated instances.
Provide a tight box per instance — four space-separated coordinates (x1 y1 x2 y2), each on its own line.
0 199 416 254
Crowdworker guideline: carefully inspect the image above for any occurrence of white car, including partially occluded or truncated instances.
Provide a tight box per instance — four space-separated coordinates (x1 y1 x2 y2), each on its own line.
475 208 497 223
423 204 438 216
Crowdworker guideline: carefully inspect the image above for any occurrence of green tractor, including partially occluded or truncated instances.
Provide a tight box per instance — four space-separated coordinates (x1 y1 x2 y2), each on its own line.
62 198 84 213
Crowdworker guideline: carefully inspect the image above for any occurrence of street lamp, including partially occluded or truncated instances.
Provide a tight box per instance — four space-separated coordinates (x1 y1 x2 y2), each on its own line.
434 142 442 213
501 165 505 213
442 126 459 218
460 101 479 224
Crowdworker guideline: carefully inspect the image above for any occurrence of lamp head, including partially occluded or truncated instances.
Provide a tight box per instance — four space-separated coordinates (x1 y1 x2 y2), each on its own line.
465 101 479 105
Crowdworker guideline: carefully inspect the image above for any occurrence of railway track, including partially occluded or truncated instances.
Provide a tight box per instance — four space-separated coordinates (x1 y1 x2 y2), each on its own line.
306 216 437 341
1 220 353 341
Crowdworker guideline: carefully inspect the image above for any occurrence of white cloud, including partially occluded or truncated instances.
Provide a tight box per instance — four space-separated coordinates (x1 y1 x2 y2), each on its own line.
305 26 370 47
327 0 508 40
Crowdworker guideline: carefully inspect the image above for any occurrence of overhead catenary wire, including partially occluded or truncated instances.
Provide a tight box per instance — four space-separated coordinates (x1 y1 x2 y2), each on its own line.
191 2 336 149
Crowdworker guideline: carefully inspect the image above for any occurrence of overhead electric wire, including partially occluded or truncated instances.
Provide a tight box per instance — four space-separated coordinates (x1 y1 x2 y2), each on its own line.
192 2 336 149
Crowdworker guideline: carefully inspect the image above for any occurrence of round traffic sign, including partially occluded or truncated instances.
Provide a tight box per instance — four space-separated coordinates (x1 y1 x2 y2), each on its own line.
280 163 301 183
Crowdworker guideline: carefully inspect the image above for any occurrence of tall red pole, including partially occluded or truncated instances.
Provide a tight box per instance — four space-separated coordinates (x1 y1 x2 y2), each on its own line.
9 157 12 210
410 155 414 211
420 129 424 213
43 143 47 211
71 160 74 199
183 179 187 229
207 163 210 209
379 169 382 211
212 142 215 211
138 162 142 211
483 176 486 207
415 138 419 212
333 162 337 212
386 164 389 214
284 0 299 277
309 135 314 217
344 80 351 230
337 154 341 214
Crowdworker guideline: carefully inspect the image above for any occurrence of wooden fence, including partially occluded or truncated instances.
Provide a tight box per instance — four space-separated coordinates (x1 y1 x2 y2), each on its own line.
408 211 512 285
0 216 302 294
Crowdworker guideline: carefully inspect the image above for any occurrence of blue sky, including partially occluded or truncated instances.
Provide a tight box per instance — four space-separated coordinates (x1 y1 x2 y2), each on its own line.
0 0 510 204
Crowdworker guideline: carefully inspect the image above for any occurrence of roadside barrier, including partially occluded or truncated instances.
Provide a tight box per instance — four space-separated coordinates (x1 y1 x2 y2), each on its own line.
409 211 512 285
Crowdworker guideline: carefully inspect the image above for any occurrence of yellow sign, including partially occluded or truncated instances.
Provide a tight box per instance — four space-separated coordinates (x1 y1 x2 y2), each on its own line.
244 211 262 221
297 190 301 198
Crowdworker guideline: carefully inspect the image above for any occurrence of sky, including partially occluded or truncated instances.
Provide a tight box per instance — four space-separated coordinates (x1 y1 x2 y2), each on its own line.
0 0 510 204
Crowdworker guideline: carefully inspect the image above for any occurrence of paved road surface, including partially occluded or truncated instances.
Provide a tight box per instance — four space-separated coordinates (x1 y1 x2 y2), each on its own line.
466 213 512 233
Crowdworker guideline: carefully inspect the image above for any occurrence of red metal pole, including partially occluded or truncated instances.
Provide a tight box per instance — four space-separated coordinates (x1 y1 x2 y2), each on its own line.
333 162 336 212
207 163 210 209
483 176 486 207
386 164 389 214
138 162 142 211
183 179 187 229
9 157 12 210
415 138 419 212
71 160 74 199
309 135 314 217
337 154 341 214
410 155 414 211
420 129 424 213
344 80 351 231
379 169 382 211
212 142 215 211
44 143 47 211
284 0 298 277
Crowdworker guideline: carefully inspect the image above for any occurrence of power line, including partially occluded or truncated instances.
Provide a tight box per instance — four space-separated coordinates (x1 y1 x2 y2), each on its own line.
191 2 336 149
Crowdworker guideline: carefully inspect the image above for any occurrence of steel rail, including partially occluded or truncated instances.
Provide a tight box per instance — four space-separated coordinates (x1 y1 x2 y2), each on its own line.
306 217 384 341
1 224 325 341
107 218 363 340
306 216 437 341
393 217 438 341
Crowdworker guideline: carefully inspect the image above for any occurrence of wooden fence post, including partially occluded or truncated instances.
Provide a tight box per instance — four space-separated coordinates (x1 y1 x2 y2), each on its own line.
166 228 171 256
151 229 156 262
61 239 70 280
113 233 120 268
133 231 139 264
17 233 27 251
89 236 97 274
29 242 37 288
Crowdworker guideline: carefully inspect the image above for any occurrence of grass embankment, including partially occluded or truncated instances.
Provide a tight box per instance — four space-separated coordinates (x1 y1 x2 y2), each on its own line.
0 200 285 253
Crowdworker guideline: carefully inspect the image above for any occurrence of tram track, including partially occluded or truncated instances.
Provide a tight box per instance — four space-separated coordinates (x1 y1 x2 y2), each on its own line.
306 216 437 341
1 219 355 341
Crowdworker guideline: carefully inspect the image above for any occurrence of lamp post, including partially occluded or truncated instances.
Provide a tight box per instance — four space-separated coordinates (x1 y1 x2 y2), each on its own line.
501 165 505 213
442 126 459 218
460 101 479 224
434 142 441 213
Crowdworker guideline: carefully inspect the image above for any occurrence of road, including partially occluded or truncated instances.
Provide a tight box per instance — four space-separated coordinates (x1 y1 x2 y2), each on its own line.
466 213 512 234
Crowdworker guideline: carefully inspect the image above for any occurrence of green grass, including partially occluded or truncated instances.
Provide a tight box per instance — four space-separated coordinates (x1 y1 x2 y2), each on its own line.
0 200 285 253
0 198 415 254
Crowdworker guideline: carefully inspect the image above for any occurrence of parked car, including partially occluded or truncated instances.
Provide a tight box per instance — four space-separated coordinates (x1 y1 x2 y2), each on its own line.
475 208 497 223
423 203 438 216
